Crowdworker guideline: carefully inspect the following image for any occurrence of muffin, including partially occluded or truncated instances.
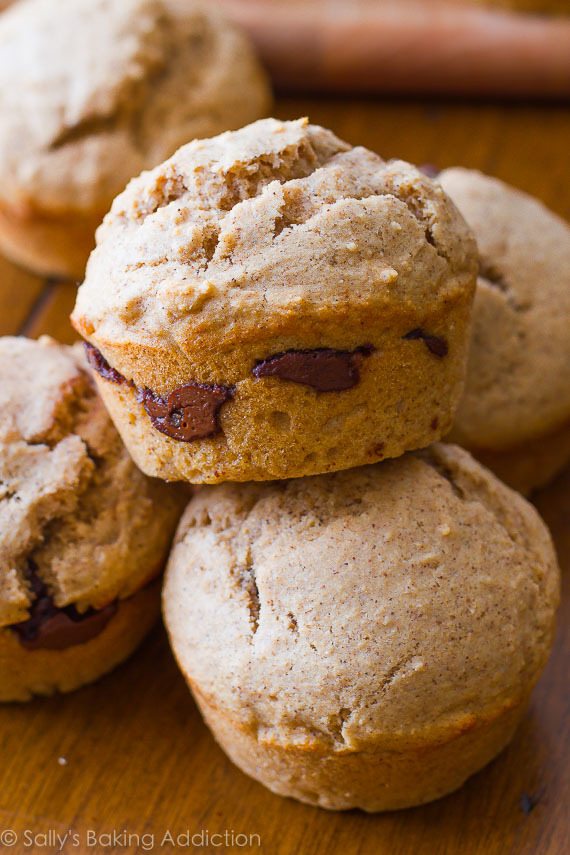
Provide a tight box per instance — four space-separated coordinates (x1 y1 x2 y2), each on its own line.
0 336 186 701
163 443 559 811
72 117 477 484
440 167 570 494
0 0 271 279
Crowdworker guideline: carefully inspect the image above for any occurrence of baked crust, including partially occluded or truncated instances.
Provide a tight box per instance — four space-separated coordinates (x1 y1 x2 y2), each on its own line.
91 303 471 482
0 581 160 702
192 684 527 812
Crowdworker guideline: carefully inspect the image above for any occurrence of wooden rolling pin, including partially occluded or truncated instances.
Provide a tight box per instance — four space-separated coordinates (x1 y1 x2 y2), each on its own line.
218 0 570 97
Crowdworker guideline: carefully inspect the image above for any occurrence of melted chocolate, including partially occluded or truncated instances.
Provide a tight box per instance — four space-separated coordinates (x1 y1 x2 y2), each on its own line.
253 346 374 392
140 383 234 442
403 328 448 358
84 344 233 443
84 342 128 385
11 564 118 651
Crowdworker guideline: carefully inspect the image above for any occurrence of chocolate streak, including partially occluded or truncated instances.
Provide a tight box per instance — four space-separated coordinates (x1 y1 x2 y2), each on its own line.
139 384 234 442
84 342 129 385
403 328 448 358
253 346 374 392
86 342 374 441
11 563 117 651
85 343 233 442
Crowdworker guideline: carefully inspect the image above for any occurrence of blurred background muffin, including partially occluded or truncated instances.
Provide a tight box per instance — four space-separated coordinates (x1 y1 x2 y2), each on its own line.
441 168 570 494
0 0 271 279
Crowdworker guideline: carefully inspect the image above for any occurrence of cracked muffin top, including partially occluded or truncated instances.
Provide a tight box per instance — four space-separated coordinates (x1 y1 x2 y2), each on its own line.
72 118 477 390
164 443 559 750
440 168 570 450
0 0 270 215
0 336 185 627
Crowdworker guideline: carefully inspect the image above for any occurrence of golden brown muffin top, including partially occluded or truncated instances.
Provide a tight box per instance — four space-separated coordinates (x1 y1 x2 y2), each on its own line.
73 118 476 391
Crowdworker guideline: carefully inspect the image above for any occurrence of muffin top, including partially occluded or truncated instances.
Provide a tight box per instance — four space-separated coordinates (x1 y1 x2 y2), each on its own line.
441 168 570 450
0 0 270 214
0 336 184 627
72 117 477 389
164 443 559 751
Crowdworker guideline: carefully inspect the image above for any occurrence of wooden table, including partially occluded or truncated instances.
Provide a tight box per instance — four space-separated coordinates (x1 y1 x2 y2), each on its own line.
0 95 569 855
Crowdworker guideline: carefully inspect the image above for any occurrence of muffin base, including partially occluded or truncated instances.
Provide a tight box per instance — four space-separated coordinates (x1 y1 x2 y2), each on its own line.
90 302 472 483
466 418 570 496
0 201 102 280
193 687 527 812
0 580 160 702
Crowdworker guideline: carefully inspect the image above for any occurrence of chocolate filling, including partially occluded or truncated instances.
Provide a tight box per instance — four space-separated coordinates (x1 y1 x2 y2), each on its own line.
85 342 374 440
85 344 233 442
10 563 118 651
403 328 448 358
253 346 374 392
139 383 234 442
84 342 129 386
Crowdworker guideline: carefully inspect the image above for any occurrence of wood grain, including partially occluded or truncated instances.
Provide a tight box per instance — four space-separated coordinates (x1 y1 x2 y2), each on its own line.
0 256 44 337
0 96 569 854
18 279 80 344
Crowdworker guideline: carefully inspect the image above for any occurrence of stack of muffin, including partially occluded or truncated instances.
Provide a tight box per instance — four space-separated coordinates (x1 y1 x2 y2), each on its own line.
1 0 568 814
70 116 561 811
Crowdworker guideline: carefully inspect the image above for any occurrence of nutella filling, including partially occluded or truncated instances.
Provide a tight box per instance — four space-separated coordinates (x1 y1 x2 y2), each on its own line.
10 563 118 651
403 328 448 358
85 344 233 442
253 346 374 392
140 383 234 442
84 342 129 385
